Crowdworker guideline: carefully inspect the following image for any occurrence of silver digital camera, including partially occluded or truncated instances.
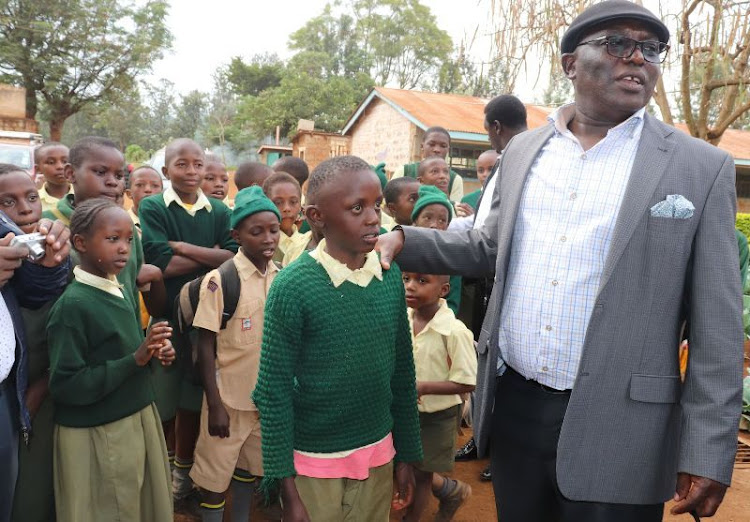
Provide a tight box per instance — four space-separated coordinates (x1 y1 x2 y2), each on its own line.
10 233 46 262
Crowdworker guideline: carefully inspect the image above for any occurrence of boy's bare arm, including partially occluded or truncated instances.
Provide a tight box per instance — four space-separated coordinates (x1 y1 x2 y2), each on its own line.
169 241 234 269
163 254 204 277
138 264 167 318
416 381 475 397
197 328 229 438
281 477 311 522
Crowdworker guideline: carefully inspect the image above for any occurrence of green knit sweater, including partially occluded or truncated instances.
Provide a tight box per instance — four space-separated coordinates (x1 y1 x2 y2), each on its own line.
139 193 238 319
47 281 154 427
252 253 422 480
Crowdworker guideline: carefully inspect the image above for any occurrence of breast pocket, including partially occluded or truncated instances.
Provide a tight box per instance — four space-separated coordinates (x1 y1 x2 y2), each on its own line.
226 297 264 346
646 215 693 256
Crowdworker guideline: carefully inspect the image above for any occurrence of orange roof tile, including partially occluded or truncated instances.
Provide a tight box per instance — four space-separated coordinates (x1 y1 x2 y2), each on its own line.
673 123 750 160
344 87 553 139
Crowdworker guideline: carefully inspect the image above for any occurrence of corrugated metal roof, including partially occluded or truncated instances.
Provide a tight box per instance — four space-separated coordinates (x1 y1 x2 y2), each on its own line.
673 123 749 160
342 87 554 139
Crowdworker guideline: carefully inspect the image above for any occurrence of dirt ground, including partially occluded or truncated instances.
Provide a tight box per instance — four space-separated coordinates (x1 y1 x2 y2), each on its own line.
175 430 750 522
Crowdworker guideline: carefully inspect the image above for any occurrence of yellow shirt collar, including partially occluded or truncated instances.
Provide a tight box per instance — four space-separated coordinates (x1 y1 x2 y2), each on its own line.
408 299 453 337
73 266 124 298
234 249 280 281
38 183 73 207
163 186 212 216
128 207 140 227
309 238 383 288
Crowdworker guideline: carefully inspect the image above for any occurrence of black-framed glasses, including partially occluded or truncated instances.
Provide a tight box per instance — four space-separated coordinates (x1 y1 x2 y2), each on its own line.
576 35 669 63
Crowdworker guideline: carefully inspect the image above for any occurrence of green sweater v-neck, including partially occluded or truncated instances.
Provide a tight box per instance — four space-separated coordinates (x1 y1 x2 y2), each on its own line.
47 281 153 427
253 253 422 479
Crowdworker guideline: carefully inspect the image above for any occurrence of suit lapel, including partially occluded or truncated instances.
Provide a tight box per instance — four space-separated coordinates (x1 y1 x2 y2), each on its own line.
597 114 676 293
496 126 556 272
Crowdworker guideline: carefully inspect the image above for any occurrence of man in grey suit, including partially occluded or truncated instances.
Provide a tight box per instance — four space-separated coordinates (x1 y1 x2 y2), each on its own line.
378 1 744 520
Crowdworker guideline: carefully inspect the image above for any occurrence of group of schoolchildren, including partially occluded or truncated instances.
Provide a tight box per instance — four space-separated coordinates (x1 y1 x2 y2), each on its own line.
2 124 484 522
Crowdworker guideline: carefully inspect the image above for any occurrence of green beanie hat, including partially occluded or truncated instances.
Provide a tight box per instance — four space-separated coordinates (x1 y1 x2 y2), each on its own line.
372 162 388 191
411 185 453 223
231 186 281 229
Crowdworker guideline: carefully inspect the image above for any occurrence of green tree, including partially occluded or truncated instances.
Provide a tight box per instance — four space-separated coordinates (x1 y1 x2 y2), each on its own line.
223 54 284 97
290 0 452 89
235 51 373 138
0 0 172 140
170 90 207 141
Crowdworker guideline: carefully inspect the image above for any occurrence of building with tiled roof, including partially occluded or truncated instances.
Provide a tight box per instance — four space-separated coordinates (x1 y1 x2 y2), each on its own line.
342 87 552 184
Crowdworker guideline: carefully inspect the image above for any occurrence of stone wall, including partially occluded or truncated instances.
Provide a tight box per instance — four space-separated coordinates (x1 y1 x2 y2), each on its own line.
0 85 25 119
349 98 421 174
293 132 351 171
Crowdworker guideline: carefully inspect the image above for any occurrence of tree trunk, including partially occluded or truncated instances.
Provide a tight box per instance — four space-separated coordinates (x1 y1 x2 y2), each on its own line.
24 83 37 120
49 117 66 142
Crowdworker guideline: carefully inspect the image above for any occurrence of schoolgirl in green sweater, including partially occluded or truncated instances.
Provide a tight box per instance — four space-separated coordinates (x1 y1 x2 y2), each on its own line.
47 199 175 522
253 156 422 522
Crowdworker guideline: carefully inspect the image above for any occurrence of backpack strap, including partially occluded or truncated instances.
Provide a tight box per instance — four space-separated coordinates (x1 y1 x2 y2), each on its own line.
217 257 241 329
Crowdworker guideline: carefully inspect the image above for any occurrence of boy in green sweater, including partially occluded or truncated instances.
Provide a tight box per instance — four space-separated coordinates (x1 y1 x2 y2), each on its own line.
139 138 238 508
253 155 422 521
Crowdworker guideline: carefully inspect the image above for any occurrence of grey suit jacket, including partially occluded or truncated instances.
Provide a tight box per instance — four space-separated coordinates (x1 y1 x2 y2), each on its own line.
397 113 744 504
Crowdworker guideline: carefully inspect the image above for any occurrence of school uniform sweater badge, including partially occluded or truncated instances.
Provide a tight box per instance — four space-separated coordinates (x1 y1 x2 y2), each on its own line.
241 318 252 330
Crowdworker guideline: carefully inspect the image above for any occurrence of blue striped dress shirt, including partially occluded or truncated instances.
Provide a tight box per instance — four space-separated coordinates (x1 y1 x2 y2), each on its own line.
497 104 645 390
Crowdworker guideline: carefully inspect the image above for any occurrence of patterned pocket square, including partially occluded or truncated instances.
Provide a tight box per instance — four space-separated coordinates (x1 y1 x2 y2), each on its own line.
650 194 694 219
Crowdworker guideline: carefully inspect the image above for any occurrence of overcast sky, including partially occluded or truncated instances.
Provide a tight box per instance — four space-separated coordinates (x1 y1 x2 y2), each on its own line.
146 0 497 96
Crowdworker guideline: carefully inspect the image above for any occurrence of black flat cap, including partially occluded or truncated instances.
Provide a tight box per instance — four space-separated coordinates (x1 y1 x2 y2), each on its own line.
561 0 670 53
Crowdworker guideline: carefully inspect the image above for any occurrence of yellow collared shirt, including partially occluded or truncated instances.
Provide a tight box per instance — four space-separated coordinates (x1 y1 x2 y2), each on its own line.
281 231 312 267
38 183 73 213
275 226 311 264
309 238 382 288
162 186 212 217
128 208 141 234
192 250 279 411
73 266 125 299
409 299 477 413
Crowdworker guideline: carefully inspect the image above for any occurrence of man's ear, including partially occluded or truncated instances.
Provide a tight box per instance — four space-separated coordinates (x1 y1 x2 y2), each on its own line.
64 164 75 184
561 54 576 80
72 233 86 254
305 204 323 229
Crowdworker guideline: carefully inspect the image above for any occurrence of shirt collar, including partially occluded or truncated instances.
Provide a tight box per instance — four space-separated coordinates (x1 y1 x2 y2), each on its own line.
163 186 212 216
309 238 383 288
408 299 453 337
73 265 124 298
39 183 73 205
234 249 279 281
128 207 140 227
549 103 646 141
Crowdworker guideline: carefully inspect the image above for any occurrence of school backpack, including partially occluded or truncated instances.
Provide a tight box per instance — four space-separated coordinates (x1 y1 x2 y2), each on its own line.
172 258 241 385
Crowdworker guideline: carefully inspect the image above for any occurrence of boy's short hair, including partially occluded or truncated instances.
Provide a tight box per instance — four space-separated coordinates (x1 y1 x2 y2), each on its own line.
128 165 162 189
69 137 119 169
417 157 447 178
204 153 225 167
384 177 419 205
422 126 451 144
235 162 273 190
484 94 527 130
262 172 301 198
0 163 27 176
272 157 309 186
306 155 371 205
34 141 68 164
164 138 203 166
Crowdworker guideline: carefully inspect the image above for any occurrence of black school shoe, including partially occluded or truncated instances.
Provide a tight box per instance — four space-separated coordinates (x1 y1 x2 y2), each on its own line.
454 437 478 461
480 465 492 482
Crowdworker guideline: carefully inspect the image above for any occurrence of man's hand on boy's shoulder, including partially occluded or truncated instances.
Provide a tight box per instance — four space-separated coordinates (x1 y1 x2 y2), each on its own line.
0 233 27 287
376 229 405 270
37 218 71 267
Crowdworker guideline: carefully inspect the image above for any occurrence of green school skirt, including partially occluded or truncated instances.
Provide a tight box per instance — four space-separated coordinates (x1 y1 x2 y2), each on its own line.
53 403 172 522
